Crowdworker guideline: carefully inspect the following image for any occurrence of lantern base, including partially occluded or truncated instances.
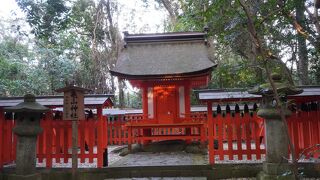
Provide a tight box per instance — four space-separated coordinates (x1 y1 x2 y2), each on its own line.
257 162 295 180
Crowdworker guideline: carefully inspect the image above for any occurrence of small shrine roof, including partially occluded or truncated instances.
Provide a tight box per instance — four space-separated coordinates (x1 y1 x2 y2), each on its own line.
0 94 114 108
196 86 320 103
111 32 216 79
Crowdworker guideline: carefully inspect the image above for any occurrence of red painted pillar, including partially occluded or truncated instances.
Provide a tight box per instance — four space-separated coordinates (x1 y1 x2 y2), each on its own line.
142 85 148 119
185 85 192 143
142 86 151 145
128 126 132 151
97 106 103 168
103 115 108 148
207 101 214 165
103 115 108 167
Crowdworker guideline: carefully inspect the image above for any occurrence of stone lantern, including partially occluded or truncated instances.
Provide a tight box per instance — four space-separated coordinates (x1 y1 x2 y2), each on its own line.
4 94 49 180
249 74 302 179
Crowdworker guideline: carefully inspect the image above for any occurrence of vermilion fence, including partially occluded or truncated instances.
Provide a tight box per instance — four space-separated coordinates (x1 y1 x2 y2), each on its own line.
207 112 265 164
37 118 101 167
0 109 16 167
0 102 319 168
287 103 320 159
36 109 108 168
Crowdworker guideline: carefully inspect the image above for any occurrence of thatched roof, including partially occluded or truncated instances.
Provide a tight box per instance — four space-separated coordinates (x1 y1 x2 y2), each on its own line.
111 32 215 79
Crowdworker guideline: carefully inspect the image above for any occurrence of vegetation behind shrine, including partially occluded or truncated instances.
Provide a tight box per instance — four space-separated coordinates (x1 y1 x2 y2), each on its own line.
0 0 319 107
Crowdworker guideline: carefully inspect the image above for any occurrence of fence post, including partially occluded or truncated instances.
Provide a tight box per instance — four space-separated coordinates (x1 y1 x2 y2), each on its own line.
128 126 132 151
45 111 53 168
0 108 4 169
207 101 214 165
103 115 108 167
97 106 103 168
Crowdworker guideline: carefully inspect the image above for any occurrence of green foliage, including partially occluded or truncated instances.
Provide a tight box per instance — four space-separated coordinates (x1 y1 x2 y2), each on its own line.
2 0 319 101
0 36 30 96
156 0 320 86
126 91 142 108
16 0 70 42
10 0 122 97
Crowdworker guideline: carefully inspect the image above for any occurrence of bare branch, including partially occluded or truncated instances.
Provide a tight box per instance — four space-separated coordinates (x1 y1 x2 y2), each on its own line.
305 1 320 35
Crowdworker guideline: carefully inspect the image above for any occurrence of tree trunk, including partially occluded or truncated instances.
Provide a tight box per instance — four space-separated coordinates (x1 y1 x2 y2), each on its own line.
296 0 309 85
118 79 125 109
161 0 177 23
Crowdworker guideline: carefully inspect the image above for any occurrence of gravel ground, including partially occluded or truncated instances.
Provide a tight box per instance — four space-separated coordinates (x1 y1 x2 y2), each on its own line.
110 151 207 167
2 143 316 168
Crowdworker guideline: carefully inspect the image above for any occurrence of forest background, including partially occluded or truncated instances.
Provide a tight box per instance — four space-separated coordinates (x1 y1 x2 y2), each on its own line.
0 0 319 108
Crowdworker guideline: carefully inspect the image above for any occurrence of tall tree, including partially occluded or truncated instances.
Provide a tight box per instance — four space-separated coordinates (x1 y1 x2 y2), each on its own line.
153 0 320 85
296 0 309 85
15 0 122 95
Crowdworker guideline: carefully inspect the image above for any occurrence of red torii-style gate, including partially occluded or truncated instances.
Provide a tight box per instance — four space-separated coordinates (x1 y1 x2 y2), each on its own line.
0 94 113 168
110 31 215 148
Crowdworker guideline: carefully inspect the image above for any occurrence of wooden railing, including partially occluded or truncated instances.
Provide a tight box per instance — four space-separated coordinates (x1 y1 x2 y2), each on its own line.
0 109 16 168
208 112 265 164
37 118 101 168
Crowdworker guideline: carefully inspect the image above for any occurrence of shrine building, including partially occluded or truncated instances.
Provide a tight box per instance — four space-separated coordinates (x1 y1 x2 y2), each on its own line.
111 31 215 144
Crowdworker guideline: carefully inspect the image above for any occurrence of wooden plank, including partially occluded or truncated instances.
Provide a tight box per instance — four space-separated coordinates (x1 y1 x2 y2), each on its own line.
0 108 4 168
12 120 17 161
79 121 85 163
38 119 44 163
226 113 233 160
88 120 94 163
128 126 132 151
117 121 121 145
253 114 261 160
103 116 108 148
126 122 204 128
6 120 13 163
311 110 319 157
45 112 53 168
55 121 61 163
63 121 69 163
235 113 242 160
291 112 300 159
217 113 224 160
316 108 320 158
244 113 252 160
207 102 214 164
2 120 7 164
97 107 103 167
303 111 310 154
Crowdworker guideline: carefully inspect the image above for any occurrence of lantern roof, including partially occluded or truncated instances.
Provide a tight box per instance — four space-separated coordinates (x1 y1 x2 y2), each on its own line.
4 94 49 113
248 74 303 96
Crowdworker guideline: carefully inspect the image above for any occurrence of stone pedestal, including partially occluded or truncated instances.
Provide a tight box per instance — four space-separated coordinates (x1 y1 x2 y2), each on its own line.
12 115 43 176
264 117 288 163
15 136 38 175
256 105 295 180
